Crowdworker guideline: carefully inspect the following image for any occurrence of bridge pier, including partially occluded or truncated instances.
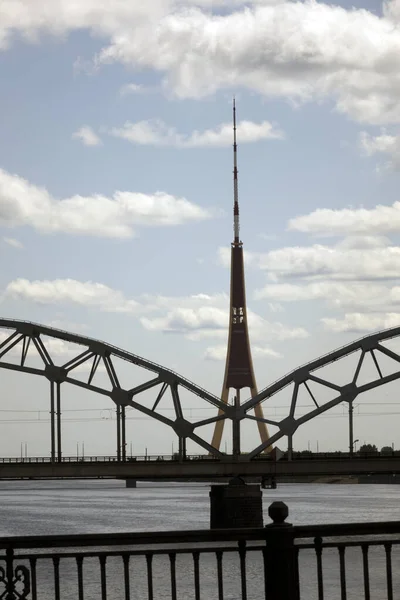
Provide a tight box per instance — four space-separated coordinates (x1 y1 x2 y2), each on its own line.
209 477 263 528
125 479 137 488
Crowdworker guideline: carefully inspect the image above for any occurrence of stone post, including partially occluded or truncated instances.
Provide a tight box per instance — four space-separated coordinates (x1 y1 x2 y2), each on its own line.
264 501 299 600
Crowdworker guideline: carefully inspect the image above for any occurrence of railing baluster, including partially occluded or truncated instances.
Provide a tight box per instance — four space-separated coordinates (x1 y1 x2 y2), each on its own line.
338 546 347 600
169 552 177 600
384 542 393 600
122 553 130 600
29 557 37 600
99 555 107 600
146 553 154 600
361 544 370 600
193 551 200 600
216 550 224 600
76 555 84 600
238 540 247 600
314 536 324 600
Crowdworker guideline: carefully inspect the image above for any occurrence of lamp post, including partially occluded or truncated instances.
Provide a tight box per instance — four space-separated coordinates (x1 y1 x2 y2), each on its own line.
352 439 359 454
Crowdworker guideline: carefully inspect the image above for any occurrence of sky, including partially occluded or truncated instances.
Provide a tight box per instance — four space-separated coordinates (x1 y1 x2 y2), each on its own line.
1 0 400 457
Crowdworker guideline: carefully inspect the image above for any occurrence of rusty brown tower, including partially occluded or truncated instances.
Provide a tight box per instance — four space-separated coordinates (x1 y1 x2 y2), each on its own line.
210 99 270 457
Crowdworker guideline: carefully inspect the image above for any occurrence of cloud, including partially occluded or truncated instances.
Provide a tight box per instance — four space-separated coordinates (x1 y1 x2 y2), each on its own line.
3 279 307 356
72 126 102 146
359 129 400 171
5 278 139 313
288 203 400 237
0 168 211 238
322 312 400 333
3 1 400 124
140 300 308 342
3 237 23 249
110 118 283 147
222 240 400 281
119 83 147 96
256 280 400 312
204 344 282 361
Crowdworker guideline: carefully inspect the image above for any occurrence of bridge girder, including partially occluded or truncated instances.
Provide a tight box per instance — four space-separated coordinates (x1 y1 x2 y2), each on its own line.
1 319 400 459
0 319 228 458
243 327 400 458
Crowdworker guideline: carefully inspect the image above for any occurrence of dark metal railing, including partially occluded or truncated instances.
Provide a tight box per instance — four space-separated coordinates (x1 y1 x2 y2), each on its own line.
1 450 399 463
0 502 399 599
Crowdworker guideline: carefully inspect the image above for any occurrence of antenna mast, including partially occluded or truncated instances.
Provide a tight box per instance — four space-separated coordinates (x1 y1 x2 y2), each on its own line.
233 98 240 245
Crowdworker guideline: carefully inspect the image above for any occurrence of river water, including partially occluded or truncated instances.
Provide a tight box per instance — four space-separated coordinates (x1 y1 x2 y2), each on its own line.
0 480 398 599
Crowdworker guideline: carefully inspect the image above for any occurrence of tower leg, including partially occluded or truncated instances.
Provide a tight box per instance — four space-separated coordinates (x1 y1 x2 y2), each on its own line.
251 387 272 453
211 387 271 453
210 388 230 451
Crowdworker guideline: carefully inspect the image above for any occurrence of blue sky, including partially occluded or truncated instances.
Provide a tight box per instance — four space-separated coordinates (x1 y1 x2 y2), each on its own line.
1 0 400 457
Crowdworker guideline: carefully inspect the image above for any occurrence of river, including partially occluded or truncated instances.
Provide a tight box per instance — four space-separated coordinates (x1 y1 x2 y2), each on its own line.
0 480 398 599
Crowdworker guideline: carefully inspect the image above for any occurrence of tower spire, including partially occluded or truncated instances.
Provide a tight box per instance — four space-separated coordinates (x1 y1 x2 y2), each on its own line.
210 99 271 457
233 97 240 245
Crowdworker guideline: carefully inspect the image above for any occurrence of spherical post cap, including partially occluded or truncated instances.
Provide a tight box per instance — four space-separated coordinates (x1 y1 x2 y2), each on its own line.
268 501 289 524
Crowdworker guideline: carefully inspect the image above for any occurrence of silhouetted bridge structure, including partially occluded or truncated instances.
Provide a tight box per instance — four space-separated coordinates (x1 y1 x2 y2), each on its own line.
1 318 400 477
0 453 399 481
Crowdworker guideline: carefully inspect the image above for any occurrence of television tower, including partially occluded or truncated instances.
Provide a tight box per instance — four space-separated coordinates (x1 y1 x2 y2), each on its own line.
210 99 271 457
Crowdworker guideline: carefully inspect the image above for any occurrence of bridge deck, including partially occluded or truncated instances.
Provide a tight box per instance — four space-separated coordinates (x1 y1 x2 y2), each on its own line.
0 456 399 480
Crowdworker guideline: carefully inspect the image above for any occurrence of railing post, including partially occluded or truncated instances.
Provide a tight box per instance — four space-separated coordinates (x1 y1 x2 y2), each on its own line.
264 501 299 600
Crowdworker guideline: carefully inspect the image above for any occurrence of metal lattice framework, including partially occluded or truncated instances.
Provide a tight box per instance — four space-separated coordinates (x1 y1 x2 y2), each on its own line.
0 319 230 460
1 319 400 460
243 327 400 459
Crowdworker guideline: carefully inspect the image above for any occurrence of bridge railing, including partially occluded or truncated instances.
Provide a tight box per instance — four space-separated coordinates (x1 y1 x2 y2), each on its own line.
0 502 399 599
0 450 398 464
0 454 222 464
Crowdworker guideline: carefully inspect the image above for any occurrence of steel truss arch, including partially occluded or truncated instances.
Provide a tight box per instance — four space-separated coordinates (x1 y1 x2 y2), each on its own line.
0 319 228 459
242 326 400 458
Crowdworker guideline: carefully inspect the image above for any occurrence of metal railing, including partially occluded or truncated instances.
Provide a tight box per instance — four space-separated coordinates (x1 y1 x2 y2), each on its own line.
0 502 399 599
0 450 399 463
0 454 221 464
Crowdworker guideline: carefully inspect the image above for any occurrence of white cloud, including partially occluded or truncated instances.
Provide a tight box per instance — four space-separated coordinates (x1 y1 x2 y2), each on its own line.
5 279 139 313
3 278 308 357
110 118 283 147
204 344 282 361
359 129 400 171
2 1 400 124
72 126 102 146
0 168 211 238
119 83 146 96
141 301 308 342
256 281 400 312
288 202 400 237
322 312 400 333
3 237 23 249
223 242 400 281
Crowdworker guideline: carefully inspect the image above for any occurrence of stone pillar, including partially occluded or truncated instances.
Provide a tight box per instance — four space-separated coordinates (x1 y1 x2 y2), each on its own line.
209 477 263 528
125 479 137 488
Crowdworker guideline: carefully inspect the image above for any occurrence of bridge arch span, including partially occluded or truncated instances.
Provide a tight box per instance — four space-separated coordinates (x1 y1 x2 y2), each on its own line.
0 319 228 459
244 327 400 458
